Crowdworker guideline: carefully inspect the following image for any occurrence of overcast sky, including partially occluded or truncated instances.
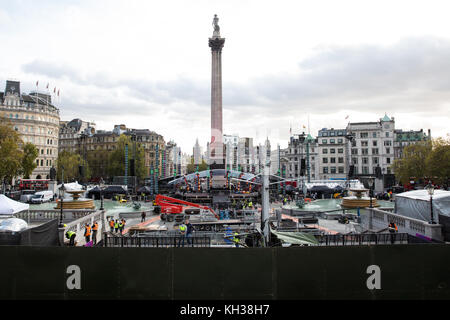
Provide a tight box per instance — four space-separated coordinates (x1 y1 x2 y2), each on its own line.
1 0 450 152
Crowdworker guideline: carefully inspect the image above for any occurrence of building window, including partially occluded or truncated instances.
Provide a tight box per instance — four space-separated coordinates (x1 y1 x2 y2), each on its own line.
330 139 335 144
330 157 336 163
330 167 336 174
386 132 390 137
322 139 327 144
323 167 329 174
373 157 379 164
386 147 390 154
338 157 344 163
338 166 344 174
373 141 377 146
361 132 368 138
387 158 391 164
361 141 368 147
323 158 328 163
372 148 379 155
351 149 358 155
362 166 369 174
362 149 369 155
338 148 344 154
362 157 368 164
337 138 343 143
373 132 377 138
330 148 336 154
323 149 328 154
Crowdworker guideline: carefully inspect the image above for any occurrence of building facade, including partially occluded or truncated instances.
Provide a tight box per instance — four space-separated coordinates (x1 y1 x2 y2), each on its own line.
346 114 396 189
285 132 319 181
317 128 349 180
1 80 60 179
60 122 166 180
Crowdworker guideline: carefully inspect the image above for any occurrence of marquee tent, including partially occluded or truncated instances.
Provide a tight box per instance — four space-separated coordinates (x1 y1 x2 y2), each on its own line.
0 195 29 216
395 189 450 222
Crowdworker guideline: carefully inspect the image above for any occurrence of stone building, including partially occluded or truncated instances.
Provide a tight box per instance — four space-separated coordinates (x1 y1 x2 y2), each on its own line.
317 128 349 180
394 128 431 159
62 123 166 180
285 132 319 181
0 80 60 179
346 114 396 190
59 118 96 154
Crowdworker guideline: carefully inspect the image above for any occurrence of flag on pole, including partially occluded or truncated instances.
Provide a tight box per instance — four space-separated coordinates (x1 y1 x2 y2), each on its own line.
36 80 39 87
54 87 56 94
46 83 49 89
345 115 349 120
57 89 60 96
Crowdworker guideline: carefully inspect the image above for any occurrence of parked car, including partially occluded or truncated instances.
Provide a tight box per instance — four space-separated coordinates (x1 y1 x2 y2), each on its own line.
20 190 36 203
30 191 54 204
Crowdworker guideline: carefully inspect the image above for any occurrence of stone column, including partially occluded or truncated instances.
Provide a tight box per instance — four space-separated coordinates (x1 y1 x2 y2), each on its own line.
209 36 225 168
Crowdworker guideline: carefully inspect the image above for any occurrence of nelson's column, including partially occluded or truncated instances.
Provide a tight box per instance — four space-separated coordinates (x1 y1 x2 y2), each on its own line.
209 14 226 187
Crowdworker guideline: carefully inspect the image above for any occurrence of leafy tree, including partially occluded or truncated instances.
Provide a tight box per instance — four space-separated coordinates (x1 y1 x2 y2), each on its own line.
186 157 208 174
107 134 146 179
391 141 432 184
57 150 83 182
0 122 23 185
21 142 38 179
87 149 110 180
425 137 450 186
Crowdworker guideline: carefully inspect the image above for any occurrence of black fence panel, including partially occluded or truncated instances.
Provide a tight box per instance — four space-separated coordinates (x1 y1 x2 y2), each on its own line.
0 245 449 300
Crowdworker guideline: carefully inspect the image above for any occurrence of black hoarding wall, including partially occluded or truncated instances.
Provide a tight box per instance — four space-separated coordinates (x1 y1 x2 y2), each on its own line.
20 219 59 246
0 245 449 300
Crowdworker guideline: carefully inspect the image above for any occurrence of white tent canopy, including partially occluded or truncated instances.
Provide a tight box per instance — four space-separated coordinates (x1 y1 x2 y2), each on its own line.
395 189 450 222
0 195 29 216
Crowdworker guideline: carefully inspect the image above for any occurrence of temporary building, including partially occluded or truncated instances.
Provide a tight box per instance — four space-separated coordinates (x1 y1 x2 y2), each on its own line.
0 194 29 216
395 189 450 222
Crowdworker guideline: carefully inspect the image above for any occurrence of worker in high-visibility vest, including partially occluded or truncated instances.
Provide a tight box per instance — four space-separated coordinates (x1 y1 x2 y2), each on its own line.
65 230 76 246
92 221 99 245
84 223 91 243
109 219 114 232
179 222 187 247
118 220 124 234
114 220 119 233
233 231 240 248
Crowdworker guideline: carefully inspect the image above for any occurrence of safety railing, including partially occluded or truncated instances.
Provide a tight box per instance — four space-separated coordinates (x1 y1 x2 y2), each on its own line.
103 235 211 248
315 233 410 246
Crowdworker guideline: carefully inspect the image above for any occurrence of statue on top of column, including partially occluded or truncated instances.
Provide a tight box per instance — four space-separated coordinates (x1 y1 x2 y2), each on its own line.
212 14 220 38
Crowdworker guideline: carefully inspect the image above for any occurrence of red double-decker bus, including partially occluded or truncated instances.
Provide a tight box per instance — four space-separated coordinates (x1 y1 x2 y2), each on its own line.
18 179 50 191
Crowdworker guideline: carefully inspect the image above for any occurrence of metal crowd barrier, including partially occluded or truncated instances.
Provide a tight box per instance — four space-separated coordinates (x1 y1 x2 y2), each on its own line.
103 235 211 247
315 233 410 246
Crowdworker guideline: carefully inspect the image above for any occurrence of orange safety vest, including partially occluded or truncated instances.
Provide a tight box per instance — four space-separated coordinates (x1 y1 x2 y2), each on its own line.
92 222 98 231
109 220 114 227
85 225 91 237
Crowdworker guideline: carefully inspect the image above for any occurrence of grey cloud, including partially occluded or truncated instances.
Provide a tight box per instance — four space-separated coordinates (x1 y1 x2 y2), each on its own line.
22 36 450 122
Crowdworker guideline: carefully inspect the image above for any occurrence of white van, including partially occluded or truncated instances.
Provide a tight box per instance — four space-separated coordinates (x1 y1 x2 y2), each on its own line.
20 190 36 203
30 191 54 204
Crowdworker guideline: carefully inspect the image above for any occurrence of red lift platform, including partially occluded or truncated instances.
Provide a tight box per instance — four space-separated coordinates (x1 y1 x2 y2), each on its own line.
154 194 219 220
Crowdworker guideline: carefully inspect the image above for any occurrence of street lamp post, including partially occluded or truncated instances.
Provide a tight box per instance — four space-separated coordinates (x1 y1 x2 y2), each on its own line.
59 166 65 227
426 182 435 224
367 176 375 208
99 177 105 211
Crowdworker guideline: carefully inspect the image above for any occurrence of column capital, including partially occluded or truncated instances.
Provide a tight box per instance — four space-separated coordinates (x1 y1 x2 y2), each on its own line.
209 37 225 51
